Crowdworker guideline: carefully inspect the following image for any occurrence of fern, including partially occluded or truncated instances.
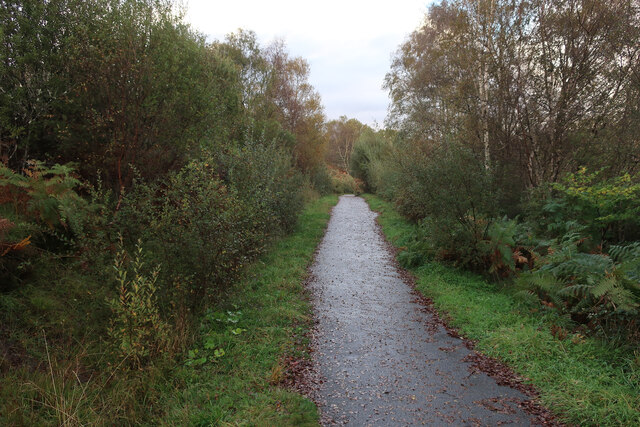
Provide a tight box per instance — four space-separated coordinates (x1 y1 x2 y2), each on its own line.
610 242 640 263
517 228 640 329
515 271 565 308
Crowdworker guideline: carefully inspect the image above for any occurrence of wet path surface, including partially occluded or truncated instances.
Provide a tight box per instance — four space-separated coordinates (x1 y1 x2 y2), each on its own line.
309 195 535 426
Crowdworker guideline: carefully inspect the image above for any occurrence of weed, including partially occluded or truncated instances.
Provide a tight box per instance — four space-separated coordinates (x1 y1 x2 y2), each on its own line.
108 237 169 370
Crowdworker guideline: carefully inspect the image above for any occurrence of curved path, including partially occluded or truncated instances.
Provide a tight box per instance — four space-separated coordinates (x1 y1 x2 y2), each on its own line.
309 195 535 426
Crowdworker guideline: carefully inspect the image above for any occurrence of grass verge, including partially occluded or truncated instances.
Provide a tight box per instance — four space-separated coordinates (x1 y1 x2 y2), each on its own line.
158 194 338 425
363 194 640 426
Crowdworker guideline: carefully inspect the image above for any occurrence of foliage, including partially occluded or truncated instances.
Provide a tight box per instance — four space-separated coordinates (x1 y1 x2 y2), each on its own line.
393 142 497 223
350 127 394 193
385 0 640 190
216 31 328 176
263 41 327 173
517 231 640 335
183 308 244 367
481 217 539 278
116 163 255 301
0 160 84 230
221 138 305 234
367 194 640 425
325 116 364 171
374 0 640 342
160 195 336 425
531 169 640 245
0 214 33 291
376 141 501 271
309 164 333 196
108 238 169 370
396 220 433 269
115 138 306 304
1 0 244 189
329 168 362 195
0 161 104 288
0 0 332 425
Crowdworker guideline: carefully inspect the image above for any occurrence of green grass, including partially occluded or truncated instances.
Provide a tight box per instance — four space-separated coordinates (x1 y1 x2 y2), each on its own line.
158 194 338 425
0 195 336 426
363 194 640 426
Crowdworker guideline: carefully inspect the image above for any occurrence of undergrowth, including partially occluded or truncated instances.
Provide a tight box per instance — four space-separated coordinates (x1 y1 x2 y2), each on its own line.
364 194 640 426
157 194 337 425
0 195 336 425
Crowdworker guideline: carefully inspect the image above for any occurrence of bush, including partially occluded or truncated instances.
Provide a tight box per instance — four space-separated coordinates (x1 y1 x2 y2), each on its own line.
309 164 333 196
329 168 362 194
381 142 502 270
108 238 169 370
526 168 640 247
116 162 258 302
220 139 304 234
350 128 393 193
116 139 306 304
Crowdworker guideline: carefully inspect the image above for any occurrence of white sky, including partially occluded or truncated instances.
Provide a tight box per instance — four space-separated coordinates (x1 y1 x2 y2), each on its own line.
183 0 430 126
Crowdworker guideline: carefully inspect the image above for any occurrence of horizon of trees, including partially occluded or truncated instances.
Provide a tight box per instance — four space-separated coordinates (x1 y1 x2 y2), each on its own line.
384 0 640 191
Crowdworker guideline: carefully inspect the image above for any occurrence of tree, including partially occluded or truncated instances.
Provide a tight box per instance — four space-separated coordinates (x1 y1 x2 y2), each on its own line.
214 33 327 171
265 40 327 172
325 116 364 171
0 0 245 190
385 0 640 194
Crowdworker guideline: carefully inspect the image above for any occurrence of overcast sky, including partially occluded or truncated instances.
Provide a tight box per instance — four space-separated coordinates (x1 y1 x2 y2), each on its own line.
184 0 430 126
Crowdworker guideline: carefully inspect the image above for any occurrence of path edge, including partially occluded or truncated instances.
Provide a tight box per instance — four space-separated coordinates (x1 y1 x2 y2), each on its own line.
365 196 561 427
279 196 340 425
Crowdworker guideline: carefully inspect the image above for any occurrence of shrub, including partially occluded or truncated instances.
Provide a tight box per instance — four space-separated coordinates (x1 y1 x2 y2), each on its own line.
108 238 169 370
220 139 304 234
116 162 258 302
309 164 333 196
116 139 306 304
527 168 640 247
329 167 362 194
350 128 393 193
383 142 500 269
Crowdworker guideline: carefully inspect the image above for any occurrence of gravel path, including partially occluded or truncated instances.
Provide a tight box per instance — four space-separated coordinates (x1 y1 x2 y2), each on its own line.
308 195 536 426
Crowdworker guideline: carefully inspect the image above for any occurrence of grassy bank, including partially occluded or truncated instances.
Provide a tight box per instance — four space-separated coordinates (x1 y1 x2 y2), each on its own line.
364 194 640 426
0 194 336 425
158 194 337 425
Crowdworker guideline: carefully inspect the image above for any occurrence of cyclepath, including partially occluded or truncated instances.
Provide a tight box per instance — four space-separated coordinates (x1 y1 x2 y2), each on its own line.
309 195 535 426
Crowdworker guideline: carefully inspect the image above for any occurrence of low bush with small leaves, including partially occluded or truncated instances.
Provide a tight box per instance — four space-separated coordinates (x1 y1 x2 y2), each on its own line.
108 238 169 370
329 167 362 194
310 164 333 196
113 138 306 308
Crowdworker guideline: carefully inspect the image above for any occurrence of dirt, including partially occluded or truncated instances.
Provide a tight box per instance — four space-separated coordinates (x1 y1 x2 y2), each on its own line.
304 195 557 426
